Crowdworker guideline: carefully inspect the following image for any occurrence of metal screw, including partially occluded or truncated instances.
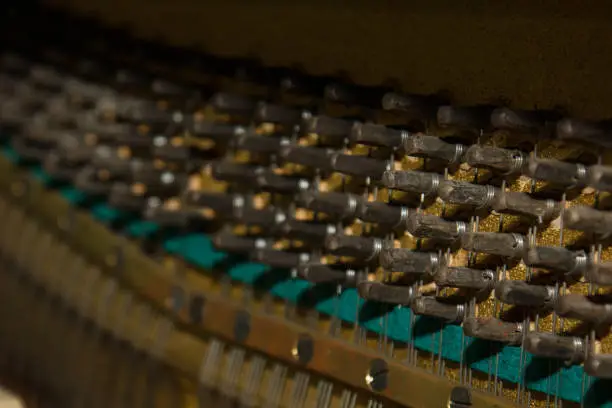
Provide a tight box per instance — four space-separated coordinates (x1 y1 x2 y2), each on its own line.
366 359 388 392
234 310 251 343
188 293 205 324
291 333 314 365
449 386 472 407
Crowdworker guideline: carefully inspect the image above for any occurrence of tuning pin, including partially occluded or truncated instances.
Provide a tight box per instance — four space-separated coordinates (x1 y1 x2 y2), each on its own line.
150 79 192 97
557 118 612 148
523 332 585 365
381 92 438 118
491 108 555 134
523 247 588 275
250 249 312 268
191 121 248 142
302 115 352 141
410 297 465 322
554 294 612 325
434 266 496 290
495 280 555 307
438 180 499 207
349 123 407 148
95 94 141 122
437 105 493 130
234 135 291 155
76 58 113 82
144 200 199 228
464 145 524 175
255 102 304 125
47 94 94 115
235 208 287 230
523 157 587 187
492 191 560 221
20 122 63 148
11 137 48 161
330 153 391 180
379 248 439 275
586 354 612 378
74 166 113 196
463 317 523 345
563 206 612 236
460 232 527 258
234 62 286 88
115 69 150 89
151 140 191 163
324 83 387 108
357 201 410 227
297 264 361 286
324 234 385 261
131 164 186 189
29 65 65 93
110 156 157 183
1 53 29 77
212 229 268 253
63 78 113 101
405 212 466 241
255 171 311 193
209 162 262 183
209 92 256 114
55 133 96 164
357 281 415 304
279 73 329 96
274 219 337 242
296 191 360 220
381 170 441 196
0 74 19 95
108 183 146 212
587 165 612 192
42 152 78 182
95 95 136 115
586 262 612 286
78 121 136 145
184 191 243 215
403 134 466 164
0 75 31 97
39 110 82 131
0 99 44 127
91 147 134 178
279 146 335 172
112 99 171 126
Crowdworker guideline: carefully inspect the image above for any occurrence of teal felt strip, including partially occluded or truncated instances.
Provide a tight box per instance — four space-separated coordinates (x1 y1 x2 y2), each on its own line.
90 203 124 223
162 232 590 403
60 187 88 205
5 146 609 406
30 166 52 184
3 146 19 163
125 220 159 237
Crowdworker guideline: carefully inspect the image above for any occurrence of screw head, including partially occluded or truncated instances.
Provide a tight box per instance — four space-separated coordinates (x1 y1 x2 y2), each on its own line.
366 358 388 392
234 310 251 342
291 333 314 365
188 293 205 324
449 386 472 407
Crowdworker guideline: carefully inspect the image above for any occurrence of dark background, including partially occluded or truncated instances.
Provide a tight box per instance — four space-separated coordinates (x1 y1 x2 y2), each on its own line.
43 0 612 119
